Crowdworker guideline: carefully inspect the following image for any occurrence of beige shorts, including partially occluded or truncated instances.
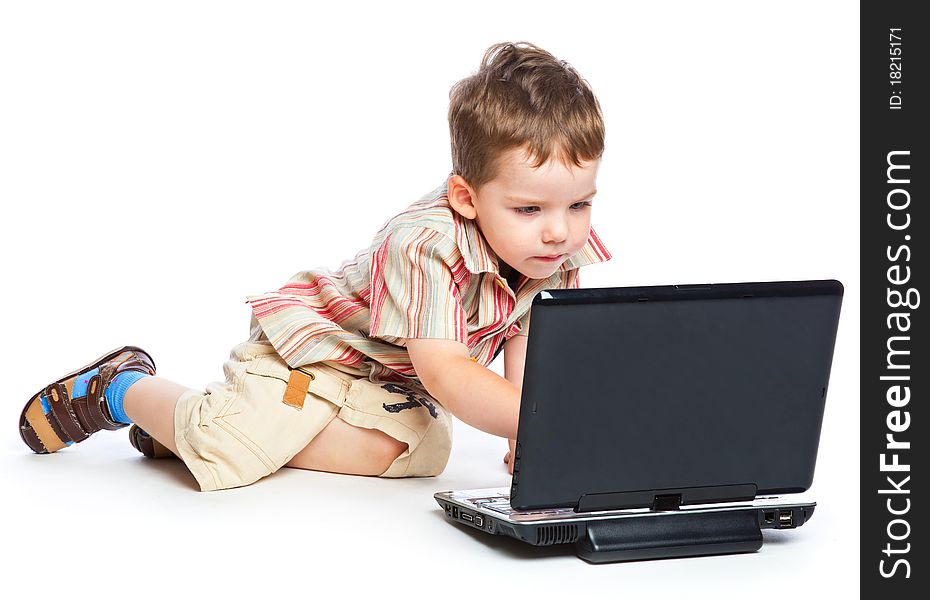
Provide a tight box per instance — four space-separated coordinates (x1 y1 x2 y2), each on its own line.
172 334 453 492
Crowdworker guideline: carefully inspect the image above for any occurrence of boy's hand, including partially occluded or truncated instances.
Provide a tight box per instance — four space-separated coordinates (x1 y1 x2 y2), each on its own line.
501 334 526 476
503 438 516 475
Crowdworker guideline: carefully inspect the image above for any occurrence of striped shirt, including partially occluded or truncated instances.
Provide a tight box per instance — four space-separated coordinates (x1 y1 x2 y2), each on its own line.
244 178 612 386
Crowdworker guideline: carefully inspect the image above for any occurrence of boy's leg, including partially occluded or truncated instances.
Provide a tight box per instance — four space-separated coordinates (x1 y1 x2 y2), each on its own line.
122 376 192 457
284 417 408 476
283 375 453 479
123 375 410 478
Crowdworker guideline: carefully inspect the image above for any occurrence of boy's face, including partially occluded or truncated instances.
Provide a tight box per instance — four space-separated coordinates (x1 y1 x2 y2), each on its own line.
448 146 600 280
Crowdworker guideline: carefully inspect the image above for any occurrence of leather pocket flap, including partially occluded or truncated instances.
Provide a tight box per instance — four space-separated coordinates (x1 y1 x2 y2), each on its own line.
244 355 347 406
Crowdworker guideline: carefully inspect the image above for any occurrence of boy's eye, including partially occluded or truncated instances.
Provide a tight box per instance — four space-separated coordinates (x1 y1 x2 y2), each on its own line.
514 206 540 215
514 202 591 216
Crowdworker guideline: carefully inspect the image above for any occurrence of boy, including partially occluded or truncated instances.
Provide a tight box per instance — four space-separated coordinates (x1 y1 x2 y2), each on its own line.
18 41 612 491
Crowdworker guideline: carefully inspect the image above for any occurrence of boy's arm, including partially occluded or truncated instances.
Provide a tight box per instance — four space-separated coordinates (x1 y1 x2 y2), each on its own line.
502 334 528 474
405 338 520 440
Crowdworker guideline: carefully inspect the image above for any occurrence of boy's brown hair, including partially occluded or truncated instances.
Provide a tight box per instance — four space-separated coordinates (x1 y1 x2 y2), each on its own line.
448 41 605 191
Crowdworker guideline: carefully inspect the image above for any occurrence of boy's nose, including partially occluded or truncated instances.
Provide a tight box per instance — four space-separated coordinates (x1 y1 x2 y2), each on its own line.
541 218 568 244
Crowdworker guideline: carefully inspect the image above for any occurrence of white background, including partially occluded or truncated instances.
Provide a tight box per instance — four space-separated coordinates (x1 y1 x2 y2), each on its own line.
0 1 859 598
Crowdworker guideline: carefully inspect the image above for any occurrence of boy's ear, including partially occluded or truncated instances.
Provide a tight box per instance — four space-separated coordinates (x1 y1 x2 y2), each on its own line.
447 175 478 220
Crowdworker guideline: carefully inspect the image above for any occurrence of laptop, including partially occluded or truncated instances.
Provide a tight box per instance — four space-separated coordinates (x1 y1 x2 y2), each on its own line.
434 279 843 562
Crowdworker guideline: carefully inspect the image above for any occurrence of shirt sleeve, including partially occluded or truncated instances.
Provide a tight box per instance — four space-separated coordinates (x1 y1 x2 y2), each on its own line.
368 227 468 346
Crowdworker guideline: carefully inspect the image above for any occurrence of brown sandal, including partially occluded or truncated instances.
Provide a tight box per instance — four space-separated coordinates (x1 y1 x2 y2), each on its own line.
128 424 176 458
19 346 156 454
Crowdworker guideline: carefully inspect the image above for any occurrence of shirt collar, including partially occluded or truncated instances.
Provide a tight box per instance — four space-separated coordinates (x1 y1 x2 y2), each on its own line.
440 178 613 276
558 225 613 271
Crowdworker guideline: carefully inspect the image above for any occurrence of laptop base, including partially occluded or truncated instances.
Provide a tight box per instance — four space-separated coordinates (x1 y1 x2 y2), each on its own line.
436 488 815 563
576 509 762 563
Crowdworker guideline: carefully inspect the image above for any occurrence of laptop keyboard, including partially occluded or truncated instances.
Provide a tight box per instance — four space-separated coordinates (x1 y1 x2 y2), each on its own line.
465 494 563 516
441 488 812 524
461 491 798 517
470 496 515 515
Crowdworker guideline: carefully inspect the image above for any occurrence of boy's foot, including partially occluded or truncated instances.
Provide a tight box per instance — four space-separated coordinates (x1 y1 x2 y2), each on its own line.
19 346 156 454
128 424 176 458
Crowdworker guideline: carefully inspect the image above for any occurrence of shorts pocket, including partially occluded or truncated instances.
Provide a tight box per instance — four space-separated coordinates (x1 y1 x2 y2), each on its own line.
203 356 349 472
243 355 349 407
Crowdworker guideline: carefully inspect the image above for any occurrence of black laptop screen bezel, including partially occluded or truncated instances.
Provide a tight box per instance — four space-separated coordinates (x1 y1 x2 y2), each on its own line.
510 279 843 512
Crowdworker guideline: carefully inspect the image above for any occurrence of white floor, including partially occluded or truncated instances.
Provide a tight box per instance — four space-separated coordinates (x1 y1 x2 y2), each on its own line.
4 407 856 599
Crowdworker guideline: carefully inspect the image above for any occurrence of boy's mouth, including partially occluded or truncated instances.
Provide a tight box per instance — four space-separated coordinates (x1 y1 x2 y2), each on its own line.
532 254 565 262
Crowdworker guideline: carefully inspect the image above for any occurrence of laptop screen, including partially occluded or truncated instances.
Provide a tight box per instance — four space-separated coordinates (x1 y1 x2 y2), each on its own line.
511 280 843 511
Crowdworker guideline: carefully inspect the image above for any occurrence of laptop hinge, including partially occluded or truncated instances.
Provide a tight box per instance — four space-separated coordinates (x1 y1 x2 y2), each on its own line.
651 494 682 511
574 483 758 513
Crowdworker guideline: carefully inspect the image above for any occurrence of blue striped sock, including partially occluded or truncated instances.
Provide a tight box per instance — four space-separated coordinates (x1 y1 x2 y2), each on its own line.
104 371 149 424
70 369 149 425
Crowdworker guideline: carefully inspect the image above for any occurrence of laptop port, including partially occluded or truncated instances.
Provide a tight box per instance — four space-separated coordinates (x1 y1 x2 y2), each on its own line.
461 512 474 523
474 515 484 528
778 511 794 527
763 511 776 524
452 507 458 519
